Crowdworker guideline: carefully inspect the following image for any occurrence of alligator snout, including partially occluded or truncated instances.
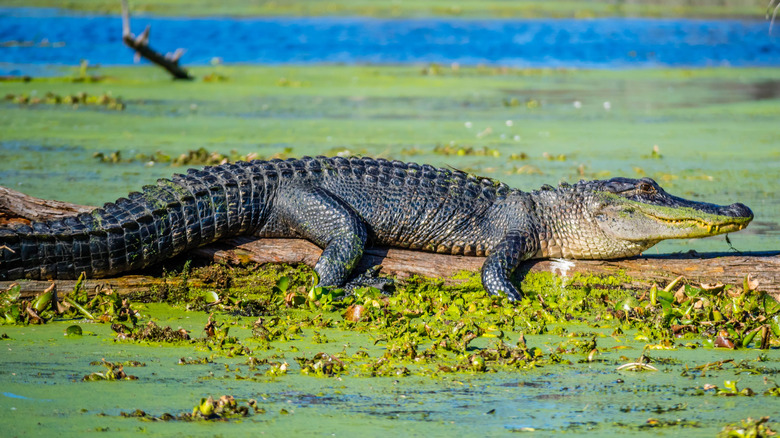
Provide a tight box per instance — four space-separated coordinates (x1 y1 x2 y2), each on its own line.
722 203 753 220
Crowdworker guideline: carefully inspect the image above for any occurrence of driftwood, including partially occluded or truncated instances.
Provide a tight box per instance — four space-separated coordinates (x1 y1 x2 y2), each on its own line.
0 186 93 226
193 237 780 300
120 0 192 80
1 186 778 300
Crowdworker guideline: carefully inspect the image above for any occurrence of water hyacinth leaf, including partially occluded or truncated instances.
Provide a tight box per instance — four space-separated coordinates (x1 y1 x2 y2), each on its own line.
656 289 674 306
740 327 759 348
277 276 290 293
308 286 323 302
2 284 21 304
203 290 220 304
663 276 683 293
770 316 780 337
272 276 291 295
683 284 700 299
649 284 658 306
65 325 83 337
32 283 56 313
723 380 738 393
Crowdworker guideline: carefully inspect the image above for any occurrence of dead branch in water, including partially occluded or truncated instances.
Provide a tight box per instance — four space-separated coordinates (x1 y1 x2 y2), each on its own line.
120 0 192 80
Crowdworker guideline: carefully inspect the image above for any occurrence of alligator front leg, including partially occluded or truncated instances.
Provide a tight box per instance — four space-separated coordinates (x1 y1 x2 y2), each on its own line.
481 229 539 301
276 185 368 288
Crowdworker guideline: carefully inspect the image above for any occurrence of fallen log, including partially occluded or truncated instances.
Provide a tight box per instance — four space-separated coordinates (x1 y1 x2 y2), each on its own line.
194 237 780 300
1 186 778 300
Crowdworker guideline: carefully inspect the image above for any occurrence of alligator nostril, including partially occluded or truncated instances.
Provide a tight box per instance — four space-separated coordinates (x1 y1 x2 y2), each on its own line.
727 203 753 219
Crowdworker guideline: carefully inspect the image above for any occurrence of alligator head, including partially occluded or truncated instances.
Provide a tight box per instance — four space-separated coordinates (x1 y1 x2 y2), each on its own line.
532 177 753 259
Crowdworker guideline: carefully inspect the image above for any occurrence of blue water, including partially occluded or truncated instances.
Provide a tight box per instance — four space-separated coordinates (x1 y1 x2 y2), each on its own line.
1 7 779 69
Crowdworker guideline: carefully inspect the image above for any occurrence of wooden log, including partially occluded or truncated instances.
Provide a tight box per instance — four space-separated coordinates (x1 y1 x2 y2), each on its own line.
0 186 92 227
192 237 780 299
1 186 778 300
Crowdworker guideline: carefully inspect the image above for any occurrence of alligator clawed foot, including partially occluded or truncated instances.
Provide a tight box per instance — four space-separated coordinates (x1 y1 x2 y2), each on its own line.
343 265 394 296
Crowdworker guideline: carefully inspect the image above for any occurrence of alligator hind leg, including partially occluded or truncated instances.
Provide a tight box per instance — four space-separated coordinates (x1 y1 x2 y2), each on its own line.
275 185 368 288
481 229 539 301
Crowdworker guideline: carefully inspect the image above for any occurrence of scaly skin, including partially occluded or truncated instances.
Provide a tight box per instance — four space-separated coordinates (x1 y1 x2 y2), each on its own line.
0 156 754 300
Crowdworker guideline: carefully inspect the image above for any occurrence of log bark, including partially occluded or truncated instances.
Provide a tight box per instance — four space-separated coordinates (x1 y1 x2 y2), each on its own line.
0 186 92 227
1 186 778 300
120 0 193 80
193 237 780 299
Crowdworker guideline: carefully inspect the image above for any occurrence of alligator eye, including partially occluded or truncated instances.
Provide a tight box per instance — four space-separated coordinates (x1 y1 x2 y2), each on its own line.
637 182 655 194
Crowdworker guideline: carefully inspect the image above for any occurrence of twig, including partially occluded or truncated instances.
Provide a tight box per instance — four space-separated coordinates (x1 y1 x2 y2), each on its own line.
768 0 780 34
120 0 193 80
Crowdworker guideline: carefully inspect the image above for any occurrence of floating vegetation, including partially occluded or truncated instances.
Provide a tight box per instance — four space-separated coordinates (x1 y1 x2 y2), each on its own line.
200 313 252 356
4 91 123 109
120 395 253 422
0 274 138 326
717 416 776 438
542 151 567 161
112 320 190 342
93 147 293 166
296 352 347 377
178 356 213 365
276 77 307 87
433 142 500 157
509 152 528 160
705 380 757 397
202 72 229 82
502 97 541 109
82 359 139 381
643 144 663 159
2 259 779 434
511 164 543 175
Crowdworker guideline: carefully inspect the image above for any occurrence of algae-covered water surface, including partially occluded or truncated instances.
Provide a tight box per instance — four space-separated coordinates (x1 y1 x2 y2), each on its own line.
1 6 780 436
1 265 779 437
1 64 777 252
1 62 779 437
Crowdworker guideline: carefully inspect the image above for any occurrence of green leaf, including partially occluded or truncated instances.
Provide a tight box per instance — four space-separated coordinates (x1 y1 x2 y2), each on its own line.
203 290 220 304
741 328 759 348
277 276 290 293
656 289 674 305
65 325 83 337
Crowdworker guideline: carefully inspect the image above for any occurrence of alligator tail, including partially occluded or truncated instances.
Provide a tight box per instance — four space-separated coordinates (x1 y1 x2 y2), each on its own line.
0 162 268 280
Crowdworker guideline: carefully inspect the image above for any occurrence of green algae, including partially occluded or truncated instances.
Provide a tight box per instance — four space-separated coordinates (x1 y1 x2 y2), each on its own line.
0 266 780 436
1 62 779 435
1 267 779 436
1 65 777 253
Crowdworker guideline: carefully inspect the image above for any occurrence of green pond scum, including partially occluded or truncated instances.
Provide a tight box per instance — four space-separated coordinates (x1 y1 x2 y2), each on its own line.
1 262 779 436
0 64 779 435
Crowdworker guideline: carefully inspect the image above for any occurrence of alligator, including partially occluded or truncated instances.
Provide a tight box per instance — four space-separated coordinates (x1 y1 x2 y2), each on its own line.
0 156 753 300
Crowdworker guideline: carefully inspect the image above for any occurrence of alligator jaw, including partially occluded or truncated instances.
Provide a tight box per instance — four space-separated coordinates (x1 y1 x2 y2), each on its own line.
595 194 754 242
646 214 751 237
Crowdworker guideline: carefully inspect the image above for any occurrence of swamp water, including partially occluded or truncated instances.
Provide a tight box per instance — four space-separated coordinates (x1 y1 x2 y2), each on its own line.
0 270 779 437
0 13 779 436
1 65 778 252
